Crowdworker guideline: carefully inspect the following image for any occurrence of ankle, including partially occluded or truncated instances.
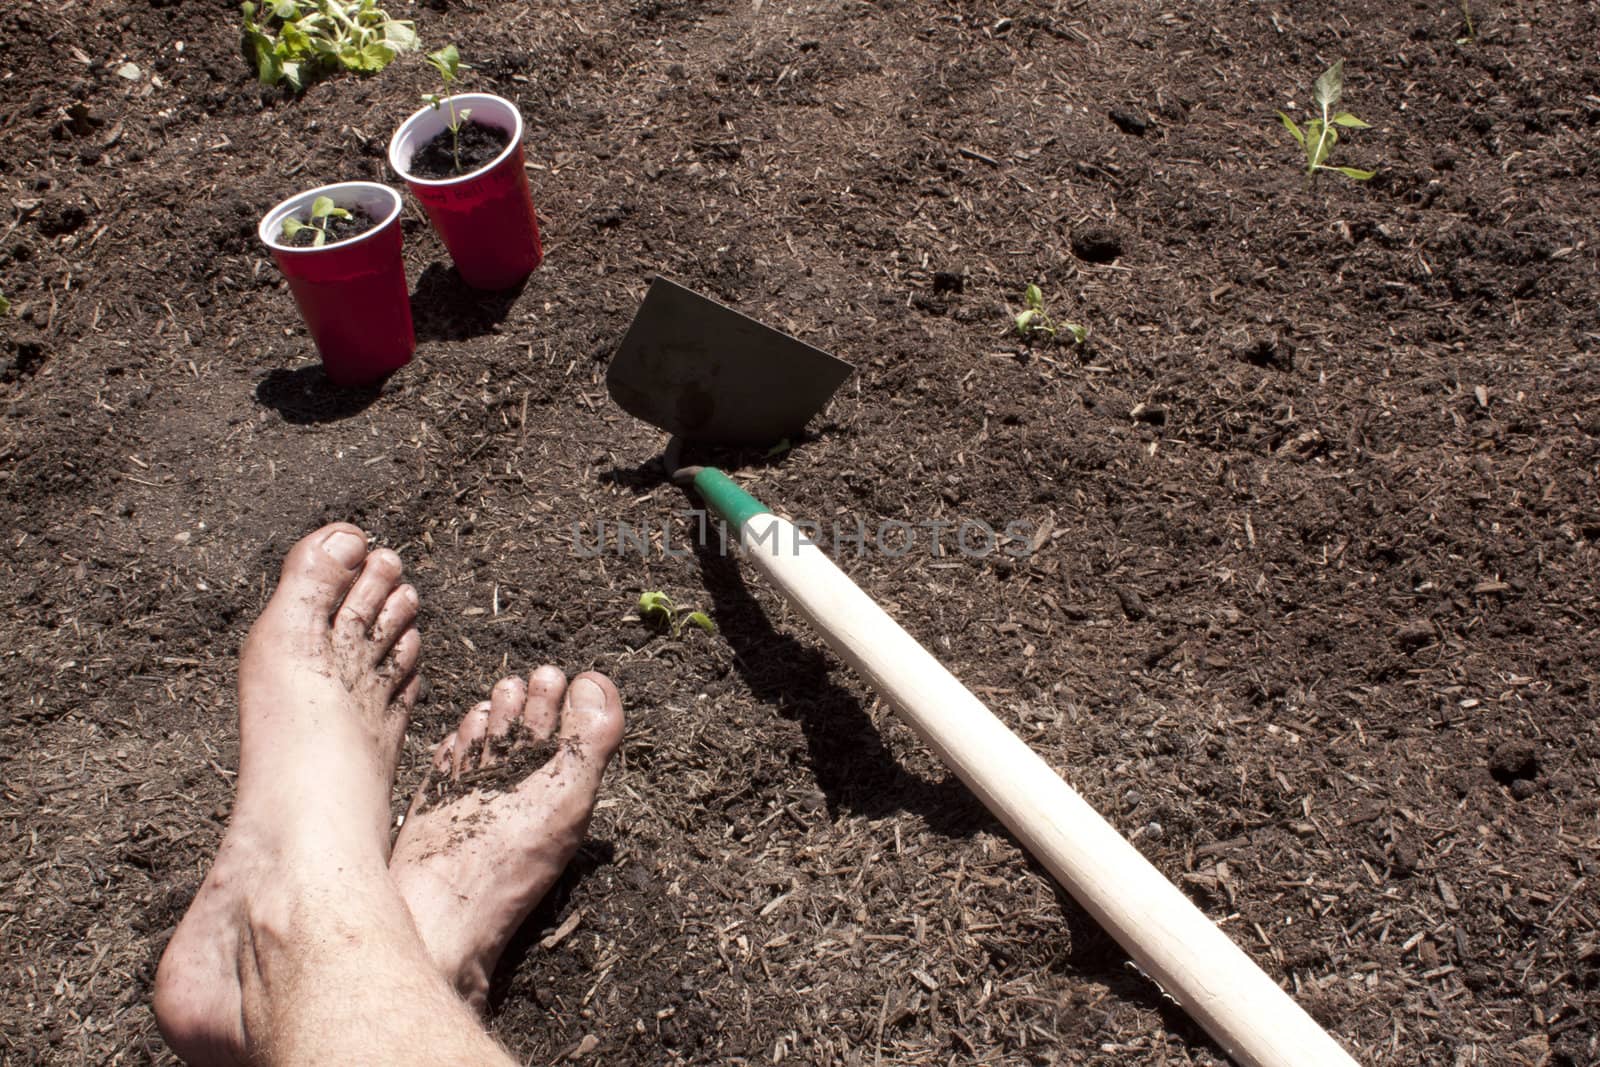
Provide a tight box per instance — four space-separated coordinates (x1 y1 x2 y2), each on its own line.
242 851 389 958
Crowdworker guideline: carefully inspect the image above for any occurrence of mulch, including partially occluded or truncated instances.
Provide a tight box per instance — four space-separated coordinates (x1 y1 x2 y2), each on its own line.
0 0 1596 1063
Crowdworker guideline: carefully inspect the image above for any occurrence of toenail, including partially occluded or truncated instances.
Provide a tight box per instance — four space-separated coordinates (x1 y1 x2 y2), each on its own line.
570 677 606 712
322 530 366 568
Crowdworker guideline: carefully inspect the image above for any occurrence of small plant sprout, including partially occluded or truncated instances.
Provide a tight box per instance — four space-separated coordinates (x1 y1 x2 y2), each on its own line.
423 44 473 172
638 591 716 638
1457 1 1477 44
0 290 9 316
1278 60 1376 183
1014 284 1088 345
280 195 352 247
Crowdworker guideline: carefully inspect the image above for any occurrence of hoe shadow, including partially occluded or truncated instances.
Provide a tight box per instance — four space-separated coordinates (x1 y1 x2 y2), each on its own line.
486 838 616 1014
255 365 384 424
687 522 990 838
596 434 838 493
1044 875 1228 1059
596 457 671 493
410 263 527 342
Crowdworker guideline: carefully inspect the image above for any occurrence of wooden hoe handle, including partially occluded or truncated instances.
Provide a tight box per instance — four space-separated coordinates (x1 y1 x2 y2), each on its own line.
692 469 1357 1067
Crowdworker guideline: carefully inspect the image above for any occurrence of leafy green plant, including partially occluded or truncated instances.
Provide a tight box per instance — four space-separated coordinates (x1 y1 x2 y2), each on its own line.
1277 61 1376 183
422 45 473 173
241 0 417 93
638 591 715 638
1014 284 1088 345
280 195 352 248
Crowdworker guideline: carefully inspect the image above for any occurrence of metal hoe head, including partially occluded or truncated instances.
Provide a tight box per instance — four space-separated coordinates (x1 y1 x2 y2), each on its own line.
607 277 854 448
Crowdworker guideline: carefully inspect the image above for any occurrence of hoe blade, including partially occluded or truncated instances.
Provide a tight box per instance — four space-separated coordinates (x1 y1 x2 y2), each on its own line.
607 277 854 447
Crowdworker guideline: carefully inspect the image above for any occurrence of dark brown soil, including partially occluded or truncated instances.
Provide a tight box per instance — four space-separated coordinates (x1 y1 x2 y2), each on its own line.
409 119 512 180
2 1 1598 1065
284 206 376 248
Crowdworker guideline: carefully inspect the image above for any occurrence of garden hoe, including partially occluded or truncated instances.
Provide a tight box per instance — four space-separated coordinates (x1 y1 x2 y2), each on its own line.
607 277 1356 1067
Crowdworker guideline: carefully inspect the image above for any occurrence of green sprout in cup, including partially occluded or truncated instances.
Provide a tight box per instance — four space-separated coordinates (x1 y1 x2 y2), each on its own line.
280 195 352 248
422 45 473 174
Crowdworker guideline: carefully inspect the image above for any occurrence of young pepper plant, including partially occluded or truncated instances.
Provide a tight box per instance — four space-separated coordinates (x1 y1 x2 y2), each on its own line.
638 591 715 638
280 195 352 248
422 45 473 173
1278 61 1376 183
1014 284 1088 345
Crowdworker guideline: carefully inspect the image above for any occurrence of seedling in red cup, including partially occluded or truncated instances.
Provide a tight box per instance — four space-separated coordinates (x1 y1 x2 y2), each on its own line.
280 195 353 248
389 80 543 291
421 45 474 174
258 181 415 386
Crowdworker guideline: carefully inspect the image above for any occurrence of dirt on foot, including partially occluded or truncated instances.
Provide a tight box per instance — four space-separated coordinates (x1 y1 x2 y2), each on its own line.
416 721 569 813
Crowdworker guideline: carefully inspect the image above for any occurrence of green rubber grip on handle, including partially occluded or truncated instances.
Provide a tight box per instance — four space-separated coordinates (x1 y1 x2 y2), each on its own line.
692 467 771 531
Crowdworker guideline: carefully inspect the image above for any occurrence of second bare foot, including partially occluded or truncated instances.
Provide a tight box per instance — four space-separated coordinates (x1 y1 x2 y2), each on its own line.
390 666 625 1010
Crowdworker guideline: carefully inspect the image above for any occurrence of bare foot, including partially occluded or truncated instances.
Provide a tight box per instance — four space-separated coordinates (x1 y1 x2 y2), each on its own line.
390 666 625 1011
153 523 422 1066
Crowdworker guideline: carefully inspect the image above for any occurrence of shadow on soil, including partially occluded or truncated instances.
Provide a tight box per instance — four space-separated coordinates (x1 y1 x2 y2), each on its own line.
254 365 384 424
488 838 617 1013
1046 876 1226 1059
596 434 836 492
685 511 992 838
411 264 527 342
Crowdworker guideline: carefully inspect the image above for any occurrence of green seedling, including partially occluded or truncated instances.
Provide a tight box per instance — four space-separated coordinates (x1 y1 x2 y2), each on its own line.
422 45 473 173
241 0 417 93
1457 1 1477 43
638 591 715 638
1014 284 1088 345
280 195 352 248
1277 61 1376 183
0 290 9 316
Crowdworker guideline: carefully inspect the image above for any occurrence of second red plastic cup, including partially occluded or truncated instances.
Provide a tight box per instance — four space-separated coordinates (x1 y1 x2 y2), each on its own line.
388 93 543 291
258 182 414 386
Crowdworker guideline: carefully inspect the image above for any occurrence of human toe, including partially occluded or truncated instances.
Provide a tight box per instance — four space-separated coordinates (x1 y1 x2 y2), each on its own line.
519 665 568 739
481 677 527 766
267 523 369 628
384 628 422 696
431 732 457 773
453 702 492 776
370 584 419 661
556 673 625 780
334 548 403 641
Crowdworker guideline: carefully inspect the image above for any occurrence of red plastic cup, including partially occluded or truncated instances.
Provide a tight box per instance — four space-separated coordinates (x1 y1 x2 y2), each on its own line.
388 93 543 291
258 182 414 386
